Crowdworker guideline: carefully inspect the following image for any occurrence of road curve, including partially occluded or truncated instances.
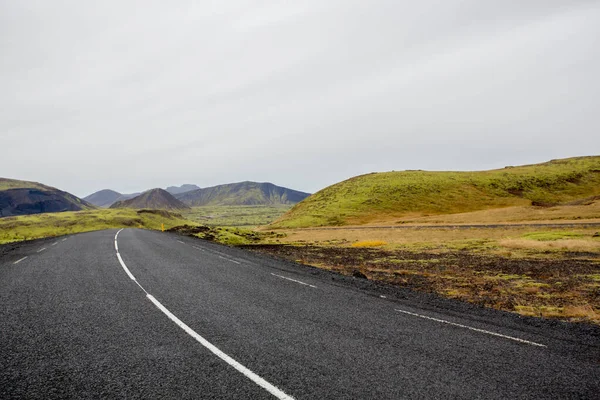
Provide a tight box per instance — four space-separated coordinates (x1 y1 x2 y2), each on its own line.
1 228 599 399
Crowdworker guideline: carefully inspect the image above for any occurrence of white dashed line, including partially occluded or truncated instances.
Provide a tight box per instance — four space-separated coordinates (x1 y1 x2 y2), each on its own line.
113 229 295 400
177 240 185 244
37 248 46 253
14 256 28 264
62 238 67 242
192 246 205 252
51 241 59 246
218 255 241 265
394 309 546 347
271 273 317 288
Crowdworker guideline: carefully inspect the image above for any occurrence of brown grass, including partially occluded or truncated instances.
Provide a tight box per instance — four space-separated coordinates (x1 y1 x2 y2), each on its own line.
245 244 600 324
499 238 600 252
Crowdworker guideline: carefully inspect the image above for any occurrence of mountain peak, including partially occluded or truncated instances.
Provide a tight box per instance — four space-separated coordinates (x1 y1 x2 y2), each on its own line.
175 181 310 206
110 188 190 210
165 184 201 195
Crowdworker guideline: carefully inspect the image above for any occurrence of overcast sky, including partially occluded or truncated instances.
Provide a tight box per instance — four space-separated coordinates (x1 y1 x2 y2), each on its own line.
2 1 599 197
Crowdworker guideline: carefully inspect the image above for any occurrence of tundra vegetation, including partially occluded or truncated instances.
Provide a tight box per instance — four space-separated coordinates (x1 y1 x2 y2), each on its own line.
2 156 599 324
0 209 190 243
273 156 600 228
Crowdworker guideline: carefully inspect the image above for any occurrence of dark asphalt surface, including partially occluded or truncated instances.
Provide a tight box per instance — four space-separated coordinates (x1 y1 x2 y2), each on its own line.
1 229 599 399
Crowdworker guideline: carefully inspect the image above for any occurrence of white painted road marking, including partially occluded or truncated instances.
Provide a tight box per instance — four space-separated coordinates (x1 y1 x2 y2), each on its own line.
271 273 317 288
114 229 295 399
177 240 185 244
14 256 28 264
192 246 205 252
62 238 67 242
394 309 546 347
218 255 241 265
37 248 46 253
51 241 59 246
147 294 295 400
116 252 136 281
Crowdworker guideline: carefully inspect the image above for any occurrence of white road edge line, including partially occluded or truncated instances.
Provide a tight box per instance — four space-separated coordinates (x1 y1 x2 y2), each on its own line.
271 273 317 288
147 294 294 400
14 256 28 264
37 248 46 253
394 309 546 347
113 229 294 399
192 246 205 252
62 238 67 242
218 255 241 265
177 240 185 244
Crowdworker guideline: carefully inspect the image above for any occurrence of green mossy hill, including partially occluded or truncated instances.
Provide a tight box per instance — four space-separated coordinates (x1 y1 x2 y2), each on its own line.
0 178 49 191
176 181 310 206
110 188 190 210
0 209 191 244
273 156 600 228
0 178 94 217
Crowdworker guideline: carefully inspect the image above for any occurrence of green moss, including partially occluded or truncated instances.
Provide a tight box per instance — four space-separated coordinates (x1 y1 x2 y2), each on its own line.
522 231 585 241
273 156 600 228
194 226 271 246
0 209 192 244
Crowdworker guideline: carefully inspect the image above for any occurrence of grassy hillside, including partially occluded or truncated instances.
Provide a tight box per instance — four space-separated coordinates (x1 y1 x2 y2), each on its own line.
182 205 293 228
110 189 189 210
0 178 48 191
0 178 94 217
0 209 191 244
273 156 600 228
176 181 310 206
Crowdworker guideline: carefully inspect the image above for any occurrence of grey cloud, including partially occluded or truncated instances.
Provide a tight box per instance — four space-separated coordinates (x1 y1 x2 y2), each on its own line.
1 0 599 197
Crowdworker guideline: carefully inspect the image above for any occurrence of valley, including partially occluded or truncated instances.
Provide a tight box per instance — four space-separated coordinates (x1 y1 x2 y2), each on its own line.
2 156 599 324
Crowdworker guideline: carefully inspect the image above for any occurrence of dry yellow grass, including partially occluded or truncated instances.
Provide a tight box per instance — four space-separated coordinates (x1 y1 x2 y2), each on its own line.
272 225 600 257
256 202 600 324
391 201 600 225
351 240 388 248
499 238 600 252
287 200 600 227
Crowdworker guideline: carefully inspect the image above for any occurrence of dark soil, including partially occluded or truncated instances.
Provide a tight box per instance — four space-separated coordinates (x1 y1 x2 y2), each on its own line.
240 244 600 322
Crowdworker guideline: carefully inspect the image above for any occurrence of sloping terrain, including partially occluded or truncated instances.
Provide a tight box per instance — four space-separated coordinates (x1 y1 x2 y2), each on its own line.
165 184 200 195
83 189 122 207
110 188 190 210
0 209 190 244
176 181 310 206
0 178 94 218
84 190 140 207
273 156 600 228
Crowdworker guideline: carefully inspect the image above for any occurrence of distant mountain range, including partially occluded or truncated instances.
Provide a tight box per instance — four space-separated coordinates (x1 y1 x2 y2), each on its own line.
175 182 311 206
0 178 93 217
165 184 200 195
110 189 190 210
84 182 310 208
82 189 140 208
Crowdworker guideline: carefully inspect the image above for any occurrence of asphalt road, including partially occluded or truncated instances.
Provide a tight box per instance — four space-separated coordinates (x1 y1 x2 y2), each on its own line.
1 229 599 399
